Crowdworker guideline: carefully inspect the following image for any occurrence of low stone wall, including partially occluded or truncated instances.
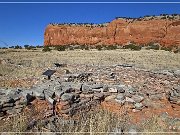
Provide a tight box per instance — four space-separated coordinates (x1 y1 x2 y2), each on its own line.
1 64 180 119
1 73 179 118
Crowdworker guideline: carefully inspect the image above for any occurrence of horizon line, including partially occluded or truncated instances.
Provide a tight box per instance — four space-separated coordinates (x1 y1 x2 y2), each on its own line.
0 2 180 4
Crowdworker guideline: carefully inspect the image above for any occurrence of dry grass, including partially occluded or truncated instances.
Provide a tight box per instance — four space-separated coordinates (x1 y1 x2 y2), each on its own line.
139 115 180 135
0 107 178 134
54 108 129 134
0 49 180 76
140 115 167 134
0 48 179 88
0 48 179 133
0 113 29 133
0 107 127 134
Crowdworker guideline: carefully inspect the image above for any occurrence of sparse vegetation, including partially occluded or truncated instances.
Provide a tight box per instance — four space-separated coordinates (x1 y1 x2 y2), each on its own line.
24 45 37 50
146 42 160 50
0 107 124 132
80 45 89 50
2 47 8 49
114 14 180 21
36 45 43 48
69 46 75 50
0 107 178 133
173 48 180 53
0 46 179 83
84 46 89 50
54 45 66 51
24 45 29 49
161 46 172 51
14 45 22 49
123 44 142 51
9 46 14 49
104 45 118 50
42 46 51 52
95 45 103 51
38 43 179 53
145 43 180 53
52 108 130 133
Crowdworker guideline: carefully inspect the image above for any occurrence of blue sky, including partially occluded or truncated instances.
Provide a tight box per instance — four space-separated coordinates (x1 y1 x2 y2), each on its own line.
0 1 179 47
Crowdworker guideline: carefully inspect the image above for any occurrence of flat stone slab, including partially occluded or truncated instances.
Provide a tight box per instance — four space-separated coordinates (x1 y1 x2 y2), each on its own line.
61 93 75 102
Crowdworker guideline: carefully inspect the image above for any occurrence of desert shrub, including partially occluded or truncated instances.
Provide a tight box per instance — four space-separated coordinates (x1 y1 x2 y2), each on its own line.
0 107 129 133
42 46 51 52
69 46 74 50
139 115 170 133
161 16 167 19
24 45 29 49
64 45 70 49
54 46 66 51
0 113 29 132
161 46 172 51
47 108 129 133
74 45 81 49
80 45 89 50
104 45 118 50
173 49 180 53
24 45 36 50
146 42 160 50
123 44 141 51
96 45 103 51
36 45 43 48
168 16 174 20
139 44 146 47
80 45 86 50
172 46 180 53
84 46 89 50
14 45 22 49
9 46 14 49
172 14 178 16
79 45 85 50
65 45 76 50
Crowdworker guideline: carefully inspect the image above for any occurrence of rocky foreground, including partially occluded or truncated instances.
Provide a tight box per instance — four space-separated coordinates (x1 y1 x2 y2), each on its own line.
0 64 180 132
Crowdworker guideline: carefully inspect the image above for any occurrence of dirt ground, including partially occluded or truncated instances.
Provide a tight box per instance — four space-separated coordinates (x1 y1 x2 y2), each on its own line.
0 48 180 133
0 48 179 88
0 48 179 75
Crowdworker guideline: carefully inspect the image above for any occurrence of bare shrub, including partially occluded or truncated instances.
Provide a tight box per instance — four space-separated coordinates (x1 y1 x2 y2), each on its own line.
123 44 141 51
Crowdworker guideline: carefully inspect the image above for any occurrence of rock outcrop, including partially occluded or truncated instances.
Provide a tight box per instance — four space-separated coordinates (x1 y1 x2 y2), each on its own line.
44 15 180 46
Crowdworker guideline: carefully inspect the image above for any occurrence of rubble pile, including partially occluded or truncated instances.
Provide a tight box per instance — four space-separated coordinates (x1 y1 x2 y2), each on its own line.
0 64 179 120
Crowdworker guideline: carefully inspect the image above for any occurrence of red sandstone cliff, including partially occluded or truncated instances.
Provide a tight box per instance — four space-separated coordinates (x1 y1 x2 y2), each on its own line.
44 15 180 46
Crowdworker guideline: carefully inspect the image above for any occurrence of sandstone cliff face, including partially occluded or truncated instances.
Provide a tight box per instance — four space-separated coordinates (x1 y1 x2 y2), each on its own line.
44 17 180 46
